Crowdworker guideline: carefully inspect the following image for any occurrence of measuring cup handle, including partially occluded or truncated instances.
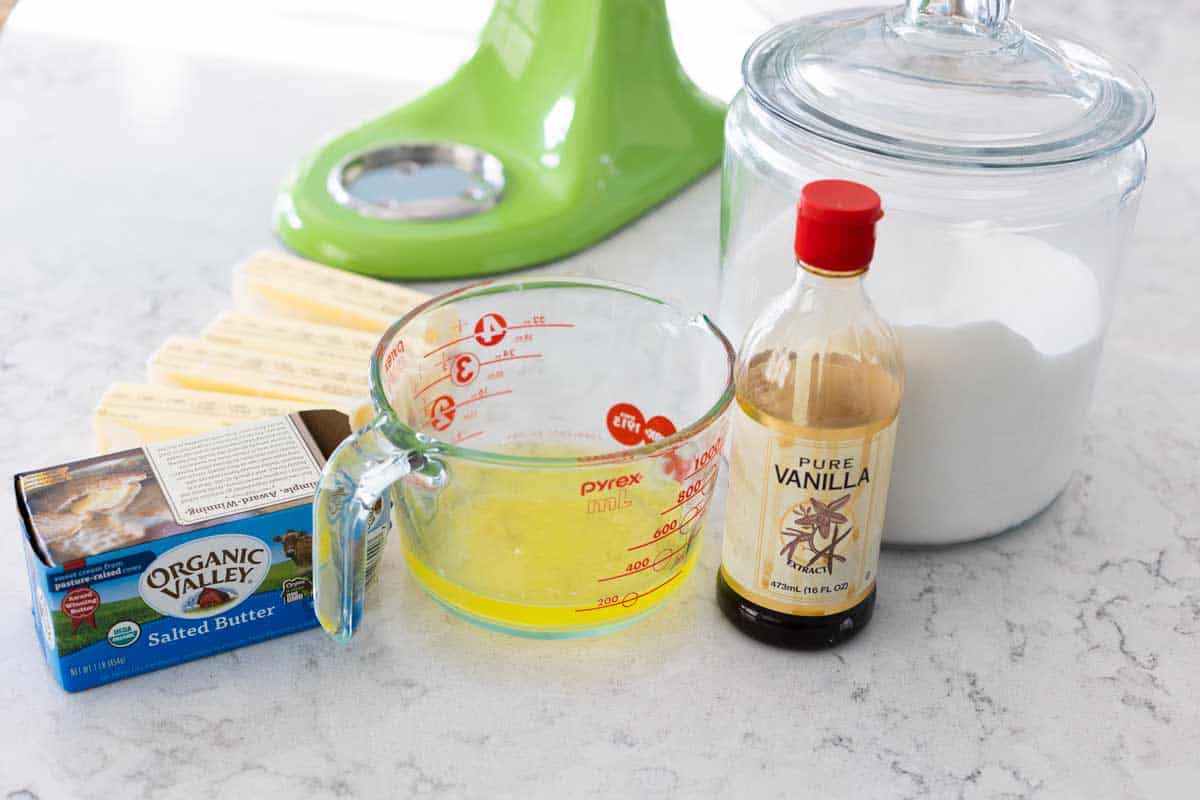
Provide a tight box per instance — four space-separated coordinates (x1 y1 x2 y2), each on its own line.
313 416 413 642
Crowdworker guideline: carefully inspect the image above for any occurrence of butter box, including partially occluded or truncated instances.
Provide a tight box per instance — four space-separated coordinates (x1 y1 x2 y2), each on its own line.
14 411 380 692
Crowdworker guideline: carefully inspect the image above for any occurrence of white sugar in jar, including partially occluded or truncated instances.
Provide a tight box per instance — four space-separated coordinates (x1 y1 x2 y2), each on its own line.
867 232 1103 544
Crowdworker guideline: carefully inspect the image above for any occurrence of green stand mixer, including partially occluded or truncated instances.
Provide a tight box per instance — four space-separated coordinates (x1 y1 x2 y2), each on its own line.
274 0 725 280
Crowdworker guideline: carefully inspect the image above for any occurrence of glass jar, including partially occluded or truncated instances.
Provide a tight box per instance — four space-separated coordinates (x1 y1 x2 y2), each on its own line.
719 1 1155 545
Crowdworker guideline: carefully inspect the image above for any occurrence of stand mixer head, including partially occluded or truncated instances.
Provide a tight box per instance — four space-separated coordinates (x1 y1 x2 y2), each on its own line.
275 0 725 280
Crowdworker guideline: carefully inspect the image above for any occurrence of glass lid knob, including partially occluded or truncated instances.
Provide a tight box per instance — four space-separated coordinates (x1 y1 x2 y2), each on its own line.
902 0 1011 30
890 0 1022 51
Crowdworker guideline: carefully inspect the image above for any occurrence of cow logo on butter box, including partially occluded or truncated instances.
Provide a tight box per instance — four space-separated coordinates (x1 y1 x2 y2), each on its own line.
138 534 271 619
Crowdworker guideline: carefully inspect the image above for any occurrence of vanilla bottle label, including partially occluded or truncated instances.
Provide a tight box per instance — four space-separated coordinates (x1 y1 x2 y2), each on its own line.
721 402 897 616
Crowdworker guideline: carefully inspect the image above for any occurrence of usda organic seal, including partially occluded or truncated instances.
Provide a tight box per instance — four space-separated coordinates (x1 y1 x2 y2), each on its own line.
107 620 141 648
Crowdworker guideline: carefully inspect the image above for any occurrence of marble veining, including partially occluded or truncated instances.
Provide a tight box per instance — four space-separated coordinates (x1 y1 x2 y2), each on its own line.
0 2 1197 798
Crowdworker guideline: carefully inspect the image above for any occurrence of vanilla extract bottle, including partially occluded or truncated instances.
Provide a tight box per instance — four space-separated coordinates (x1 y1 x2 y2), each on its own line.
717 180 903 648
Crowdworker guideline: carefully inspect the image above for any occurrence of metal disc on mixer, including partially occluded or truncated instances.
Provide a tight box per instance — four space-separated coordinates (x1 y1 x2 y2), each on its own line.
328 142 505 221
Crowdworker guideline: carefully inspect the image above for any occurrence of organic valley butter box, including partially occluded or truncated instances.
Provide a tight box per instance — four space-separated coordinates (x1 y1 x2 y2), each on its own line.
14 410 385 692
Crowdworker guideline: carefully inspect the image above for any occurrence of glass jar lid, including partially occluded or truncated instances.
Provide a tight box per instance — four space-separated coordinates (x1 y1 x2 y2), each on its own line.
743 1 1156 168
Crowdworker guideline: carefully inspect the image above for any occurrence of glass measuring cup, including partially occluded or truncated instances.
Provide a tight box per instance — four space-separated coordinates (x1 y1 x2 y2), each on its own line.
313 277 734 641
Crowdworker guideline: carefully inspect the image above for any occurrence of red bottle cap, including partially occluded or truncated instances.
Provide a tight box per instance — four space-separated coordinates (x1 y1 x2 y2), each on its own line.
794 180 884 275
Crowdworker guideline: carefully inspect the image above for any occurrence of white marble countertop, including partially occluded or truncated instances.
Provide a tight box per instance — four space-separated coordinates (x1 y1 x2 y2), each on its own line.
1 2 1197 798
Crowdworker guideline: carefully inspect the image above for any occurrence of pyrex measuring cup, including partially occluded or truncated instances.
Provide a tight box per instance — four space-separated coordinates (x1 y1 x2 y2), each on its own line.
313 277 734 641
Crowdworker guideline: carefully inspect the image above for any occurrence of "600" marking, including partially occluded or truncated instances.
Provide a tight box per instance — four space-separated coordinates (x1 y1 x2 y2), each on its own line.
653 519 678 540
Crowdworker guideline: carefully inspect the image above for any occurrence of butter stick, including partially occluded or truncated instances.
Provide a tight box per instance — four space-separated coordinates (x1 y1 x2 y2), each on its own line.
202 310 379 369
148 337 364 408
94 383 315 450
232 250 430 333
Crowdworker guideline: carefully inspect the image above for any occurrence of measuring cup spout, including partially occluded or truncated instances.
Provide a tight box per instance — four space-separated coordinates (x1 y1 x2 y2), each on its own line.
313 417 414 641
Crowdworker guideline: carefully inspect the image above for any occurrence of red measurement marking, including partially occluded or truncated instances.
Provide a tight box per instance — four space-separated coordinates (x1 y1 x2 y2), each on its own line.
484 353 542 366
677 460 720 485
423 333 473 358
510 322 574 332
451 353 480 386
597 535 694 582
659 471 720 516
574 571 684 613
415 373 451 398
474 313 508 346
626 505 706 551
424 323 573 358
455 388 512 409
429 395 455 431
414 353 543 398
453 431 484 445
